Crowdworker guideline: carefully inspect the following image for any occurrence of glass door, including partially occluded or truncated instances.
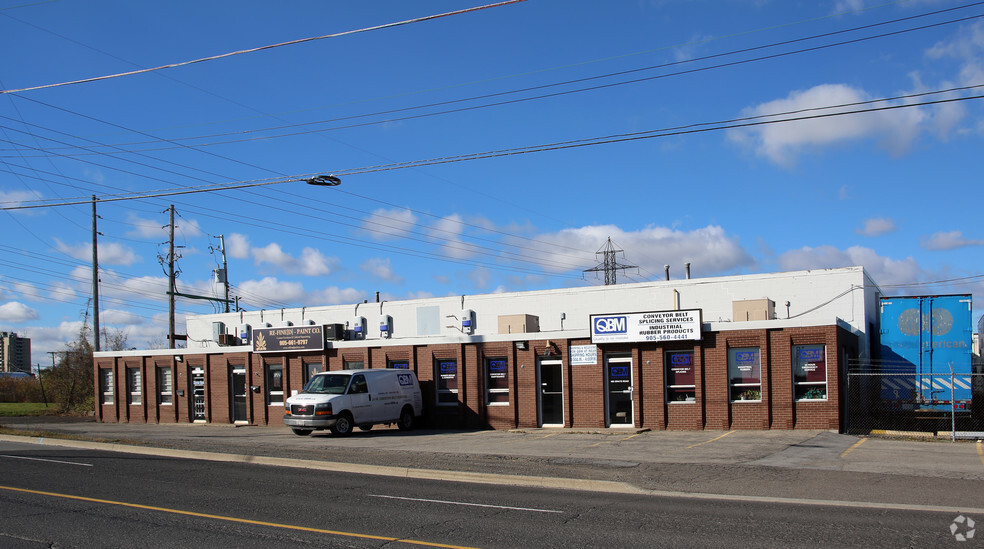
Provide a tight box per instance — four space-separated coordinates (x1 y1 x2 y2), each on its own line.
231 367 247 423
605 355 633 427
537 359 564 426
190 367 206 422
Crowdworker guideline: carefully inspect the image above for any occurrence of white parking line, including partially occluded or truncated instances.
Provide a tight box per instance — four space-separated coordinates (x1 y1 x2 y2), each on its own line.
369 494 563 513
0 454 93 467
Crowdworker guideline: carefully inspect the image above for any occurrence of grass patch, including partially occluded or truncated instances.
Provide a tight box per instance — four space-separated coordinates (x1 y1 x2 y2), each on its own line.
0 402 58 416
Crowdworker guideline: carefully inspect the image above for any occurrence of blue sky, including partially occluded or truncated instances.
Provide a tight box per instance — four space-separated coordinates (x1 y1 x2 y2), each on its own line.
2 0 984 362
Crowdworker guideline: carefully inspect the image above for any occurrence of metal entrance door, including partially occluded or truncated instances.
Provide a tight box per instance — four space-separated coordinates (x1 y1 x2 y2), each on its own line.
606 355 634 427
231 367 247 423
190 367 206 422
537 359 564 426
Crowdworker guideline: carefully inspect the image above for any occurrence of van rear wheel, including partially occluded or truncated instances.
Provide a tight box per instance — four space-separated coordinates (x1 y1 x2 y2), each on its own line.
290 428 312 436
397 406 414 431
331 413 353 436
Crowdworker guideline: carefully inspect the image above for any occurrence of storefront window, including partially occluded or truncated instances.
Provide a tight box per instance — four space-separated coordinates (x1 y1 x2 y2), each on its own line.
793 344 827 400
344 360 364 370
303 362 322 384
157 367 172 405
435 359 458 406
126 367 142 405
388 359 410 369
485 357 509 405
666 351 695 402
728 347 761 401
266 363 284 405
99 368 114 405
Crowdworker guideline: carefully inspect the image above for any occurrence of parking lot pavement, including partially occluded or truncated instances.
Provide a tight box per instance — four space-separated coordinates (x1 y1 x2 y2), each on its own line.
2 418 983 506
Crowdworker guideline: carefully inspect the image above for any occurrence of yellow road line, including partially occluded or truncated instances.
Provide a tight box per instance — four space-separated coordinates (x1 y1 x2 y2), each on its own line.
978 441 984 469
0 484 477 549
587 432 643 448
840 437 867 459
685 431 734 449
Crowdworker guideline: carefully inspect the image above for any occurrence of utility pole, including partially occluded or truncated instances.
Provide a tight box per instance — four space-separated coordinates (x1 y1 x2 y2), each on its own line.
91 195 100 352
583 237 637 286
168 204 175 349
219 235 230 313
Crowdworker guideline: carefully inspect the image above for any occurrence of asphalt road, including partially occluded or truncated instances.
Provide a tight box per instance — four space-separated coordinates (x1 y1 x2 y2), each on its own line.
0 440 971 548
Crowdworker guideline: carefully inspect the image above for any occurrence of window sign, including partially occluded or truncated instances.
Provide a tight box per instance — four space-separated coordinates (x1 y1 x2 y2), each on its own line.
388 360 410 369
570 345 597 365
728 347 761 401
793 344 827 400
436 360 458 405
486 357 509 404
666 351 696 402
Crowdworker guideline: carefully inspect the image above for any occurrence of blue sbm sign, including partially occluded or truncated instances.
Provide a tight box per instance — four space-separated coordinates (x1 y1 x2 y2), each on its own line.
593 315 627 334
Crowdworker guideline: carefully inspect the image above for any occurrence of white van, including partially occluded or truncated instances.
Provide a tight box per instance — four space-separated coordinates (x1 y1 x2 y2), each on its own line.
284 369 422 436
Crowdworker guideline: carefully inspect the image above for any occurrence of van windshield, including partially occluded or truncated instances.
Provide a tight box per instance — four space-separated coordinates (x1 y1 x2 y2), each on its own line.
302 374 350 395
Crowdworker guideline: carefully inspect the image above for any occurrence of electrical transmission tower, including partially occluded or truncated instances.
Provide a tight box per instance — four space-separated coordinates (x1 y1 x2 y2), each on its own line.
583 237 637 285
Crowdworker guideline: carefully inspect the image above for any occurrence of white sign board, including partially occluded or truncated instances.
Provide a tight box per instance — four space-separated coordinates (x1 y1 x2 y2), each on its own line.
590 309 702 344
570 344 598 365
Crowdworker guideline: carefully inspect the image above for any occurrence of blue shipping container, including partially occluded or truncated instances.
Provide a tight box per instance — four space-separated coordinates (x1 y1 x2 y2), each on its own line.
878 295 973 412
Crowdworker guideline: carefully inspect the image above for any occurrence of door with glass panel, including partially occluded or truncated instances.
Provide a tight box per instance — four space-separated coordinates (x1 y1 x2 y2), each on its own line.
231 367 248 423
537 359 564 426
605 355 634 426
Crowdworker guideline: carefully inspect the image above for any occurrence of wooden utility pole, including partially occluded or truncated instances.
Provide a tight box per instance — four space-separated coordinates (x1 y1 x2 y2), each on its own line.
91 196 100 352
168 204 175 349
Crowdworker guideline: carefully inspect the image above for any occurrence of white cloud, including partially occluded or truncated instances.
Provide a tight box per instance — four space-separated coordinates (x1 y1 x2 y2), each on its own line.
514 224 754 277
308 286 364 305
363 208 418 240
226 233 250 259
777 245 923 287
176 218 203 239
468 266 493 289
0 301 39 322
728 84 925 167
54 239 138 266
429 214 474 259
238 277 307 304
856 217 897 237
251 243 335 276
360 258 405 284
10 281 43 302
125 212 167 238
920 230 984 251
100 309 145 325
0 189 43 211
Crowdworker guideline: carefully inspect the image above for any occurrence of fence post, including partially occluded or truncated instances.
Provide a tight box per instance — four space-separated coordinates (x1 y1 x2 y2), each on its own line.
950 365 956 443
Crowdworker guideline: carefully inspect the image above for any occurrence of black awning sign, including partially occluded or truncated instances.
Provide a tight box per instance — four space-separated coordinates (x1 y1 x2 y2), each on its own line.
253 326 325 353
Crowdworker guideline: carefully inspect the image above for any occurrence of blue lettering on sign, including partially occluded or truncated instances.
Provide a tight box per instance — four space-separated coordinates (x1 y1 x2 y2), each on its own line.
490 360 507 372
735 351 758 365
670 354 692 366
397 373 413 386
610 366 629 378
798 348 823 361
594 316 627 334
391 362 409 369
440 361 457 373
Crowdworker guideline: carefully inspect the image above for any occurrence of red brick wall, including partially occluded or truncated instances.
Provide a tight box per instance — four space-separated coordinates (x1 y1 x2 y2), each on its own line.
95 325 855 431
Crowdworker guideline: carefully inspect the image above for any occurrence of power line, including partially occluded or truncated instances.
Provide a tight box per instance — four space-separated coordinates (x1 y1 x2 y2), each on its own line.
0 1 529 95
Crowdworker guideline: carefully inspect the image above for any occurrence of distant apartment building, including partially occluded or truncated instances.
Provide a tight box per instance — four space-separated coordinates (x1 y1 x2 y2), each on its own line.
0 332 31 374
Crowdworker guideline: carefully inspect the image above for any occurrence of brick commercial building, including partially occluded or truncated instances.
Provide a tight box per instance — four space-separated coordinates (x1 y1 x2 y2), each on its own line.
93 267 880 432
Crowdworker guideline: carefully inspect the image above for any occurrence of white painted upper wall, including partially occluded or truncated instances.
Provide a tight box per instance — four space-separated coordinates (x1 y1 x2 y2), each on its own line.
182 266 881 357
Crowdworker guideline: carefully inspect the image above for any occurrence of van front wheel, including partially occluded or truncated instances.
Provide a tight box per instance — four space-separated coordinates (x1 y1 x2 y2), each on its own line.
331 413 354 436
397 406 414 431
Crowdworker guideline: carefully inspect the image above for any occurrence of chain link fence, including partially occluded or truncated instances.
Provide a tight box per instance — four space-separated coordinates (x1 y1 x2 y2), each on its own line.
845 368 984 438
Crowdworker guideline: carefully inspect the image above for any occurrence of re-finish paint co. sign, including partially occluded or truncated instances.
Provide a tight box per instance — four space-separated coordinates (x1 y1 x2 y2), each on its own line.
590 309 702 344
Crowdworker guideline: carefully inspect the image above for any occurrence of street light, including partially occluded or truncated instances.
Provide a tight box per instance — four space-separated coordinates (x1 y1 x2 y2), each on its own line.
306 175 341 186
